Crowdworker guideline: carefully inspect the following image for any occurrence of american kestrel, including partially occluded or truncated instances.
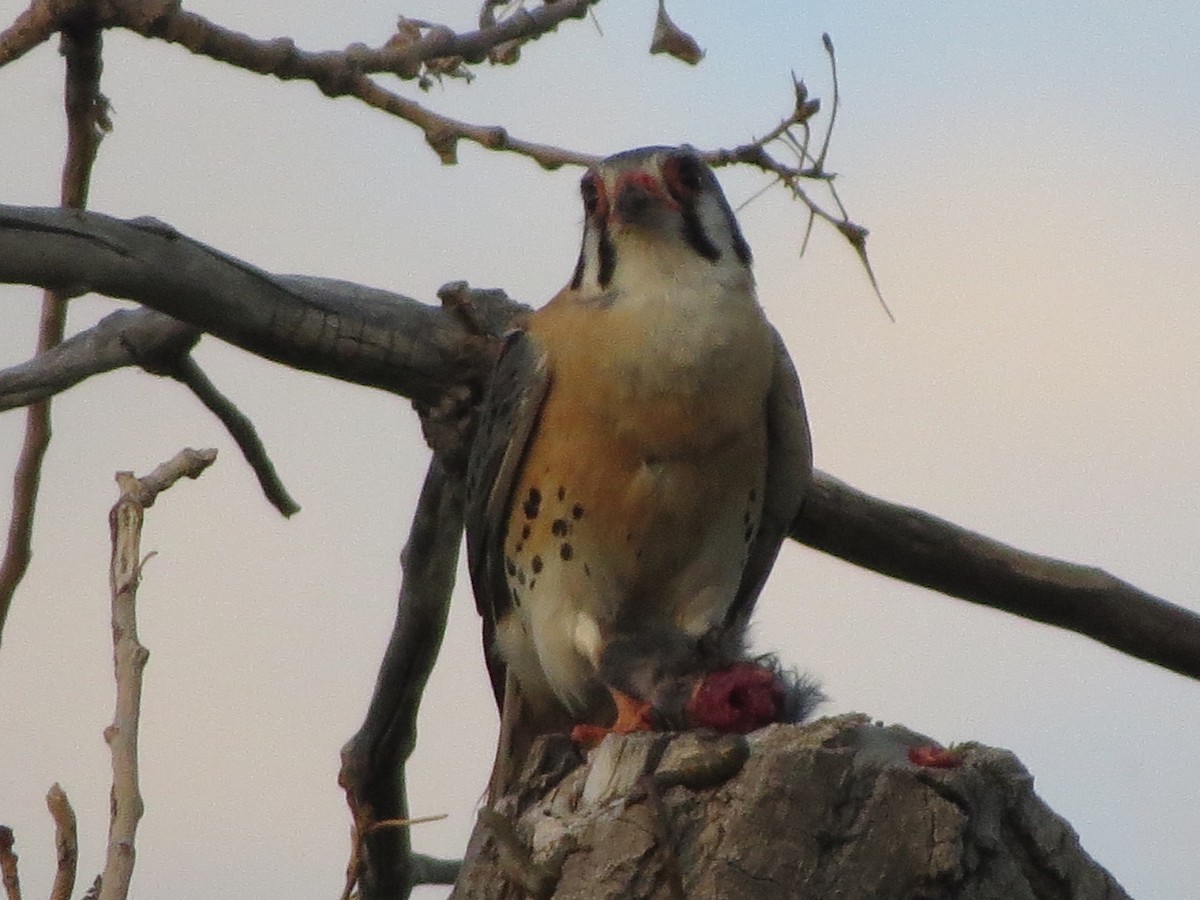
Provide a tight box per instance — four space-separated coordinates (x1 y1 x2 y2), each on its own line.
466 146 814 796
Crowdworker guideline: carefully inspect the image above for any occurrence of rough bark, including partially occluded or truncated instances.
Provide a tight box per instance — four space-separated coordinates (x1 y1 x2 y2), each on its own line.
1 205 1198 682
338 460 465 899
0 205 490 408
453 714 1129 900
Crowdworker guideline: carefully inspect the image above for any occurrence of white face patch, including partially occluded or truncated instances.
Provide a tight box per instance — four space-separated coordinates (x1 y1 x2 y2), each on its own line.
573 148 752 299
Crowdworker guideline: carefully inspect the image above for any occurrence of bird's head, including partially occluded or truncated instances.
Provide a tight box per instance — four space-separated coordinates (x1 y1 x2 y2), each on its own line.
569 145 753 294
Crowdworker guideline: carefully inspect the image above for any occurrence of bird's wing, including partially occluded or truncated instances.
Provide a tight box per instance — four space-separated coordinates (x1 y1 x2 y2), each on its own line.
464 329 551 709
726 326 813 633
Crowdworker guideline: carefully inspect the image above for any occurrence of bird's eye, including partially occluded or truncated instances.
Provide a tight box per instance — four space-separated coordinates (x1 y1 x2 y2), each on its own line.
663 153 705 202
580 172 602 217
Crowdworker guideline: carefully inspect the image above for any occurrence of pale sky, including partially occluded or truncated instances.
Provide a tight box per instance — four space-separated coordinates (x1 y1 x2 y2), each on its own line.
1 3 1198 898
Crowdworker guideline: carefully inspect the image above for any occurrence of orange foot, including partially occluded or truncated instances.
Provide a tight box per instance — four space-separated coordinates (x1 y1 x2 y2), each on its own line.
570 689 656 750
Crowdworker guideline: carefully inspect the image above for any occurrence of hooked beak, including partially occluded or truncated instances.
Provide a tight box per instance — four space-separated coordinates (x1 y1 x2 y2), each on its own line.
611 172 679 226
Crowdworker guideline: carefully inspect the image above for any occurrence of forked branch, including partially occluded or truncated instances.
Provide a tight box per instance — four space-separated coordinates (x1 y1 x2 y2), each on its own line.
1 209 1195 684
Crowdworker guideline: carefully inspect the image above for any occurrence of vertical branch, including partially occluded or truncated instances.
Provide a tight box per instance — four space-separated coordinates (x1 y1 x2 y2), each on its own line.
0 827 21 900
99 449 216 900
99 475 151 900
339 459 464 900
46 784 78 900
0 20 109 644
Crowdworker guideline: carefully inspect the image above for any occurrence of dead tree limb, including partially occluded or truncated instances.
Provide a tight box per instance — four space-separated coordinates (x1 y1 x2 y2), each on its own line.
0 22 108 644
0 206 1197 683
0 305 296 515
166 357 300 516
793 472 1200 680
0 207 483 407
338 459 465 900
0 828 20 900
452 717 1131 898
0 308 198 412
0 0 598 77
45 784 77 900
101 448 217 900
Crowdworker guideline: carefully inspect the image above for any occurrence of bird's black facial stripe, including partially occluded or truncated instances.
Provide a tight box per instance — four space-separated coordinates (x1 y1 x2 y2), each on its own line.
680 205 721 263
570 242 586 289
726 209 752 266
597 225 616 287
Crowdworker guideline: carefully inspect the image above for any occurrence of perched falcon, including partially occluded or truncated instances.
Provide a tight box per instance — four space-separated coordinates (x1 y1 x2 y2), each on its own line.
466 146 816 797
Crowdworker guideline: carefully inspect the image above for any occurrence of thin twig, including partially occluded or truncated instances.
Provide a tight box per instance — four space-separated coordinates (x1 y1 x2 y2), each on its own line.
169 357 299 516
365 814 448 833
0 2 876 295
348 72 598 168
813 33 838 173
0 20 107 646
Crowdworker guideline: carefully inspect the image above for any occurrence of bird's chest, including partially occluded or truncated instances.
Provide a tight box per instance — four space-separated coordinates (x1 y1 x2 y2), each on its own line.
543 280 775 455
497 291 774 710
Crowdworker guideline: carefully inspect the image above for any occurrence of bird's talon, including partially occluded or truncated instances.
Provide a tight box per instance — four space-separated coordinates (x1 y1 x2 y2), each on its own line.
570 689 657 750
570 723 611 749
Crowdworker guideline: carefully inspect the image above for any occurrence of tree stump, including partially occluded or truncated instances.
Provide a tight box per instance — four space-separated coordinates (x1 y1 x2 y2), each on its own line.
452 713 1129 899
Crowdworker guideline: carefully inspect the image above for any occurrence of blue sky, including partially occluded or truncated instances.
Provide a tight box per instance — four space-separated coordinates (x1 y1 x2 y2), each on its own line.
1 2 1198 898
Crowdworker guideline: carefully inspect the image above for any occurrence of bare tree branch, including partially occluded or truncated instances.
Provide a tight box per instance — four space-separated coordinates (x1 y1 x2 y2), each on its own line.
339 459 464 899
0 22 108 645
410 853 463 888
0 828 20 900
0 0 59 67
101 448 217 900
0 0 599 75
0 205 1196 681
0 0 871 216
793 471 1200 681
168 358 300 516
347 74 599 168
0 307 297 515
45 784 78 900
0 308 198 412
0 207 489 407
0 0 601 169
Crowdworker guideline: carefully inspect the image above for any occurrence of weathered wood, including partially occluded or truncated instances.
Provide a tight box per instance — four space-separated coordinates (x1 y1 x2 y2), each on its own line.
795 472 1200 680
453 715 1130 900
